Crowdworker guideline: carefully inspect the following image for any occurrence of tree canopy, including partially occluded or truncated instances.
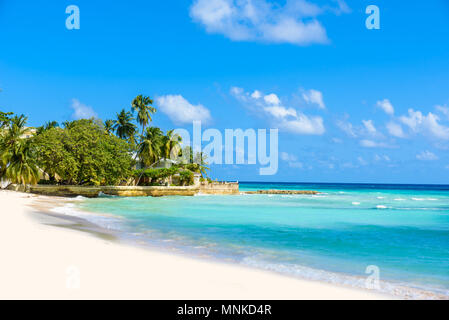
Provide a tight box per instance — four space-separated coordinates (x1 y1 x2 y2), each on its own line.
33 119 135 185
0 94 209 187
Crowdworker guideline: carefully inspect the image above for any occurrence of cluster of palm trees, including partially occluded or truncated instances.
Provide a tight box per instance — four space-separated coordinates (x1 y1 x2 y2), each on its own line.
105 95 183 167
0 94 208 186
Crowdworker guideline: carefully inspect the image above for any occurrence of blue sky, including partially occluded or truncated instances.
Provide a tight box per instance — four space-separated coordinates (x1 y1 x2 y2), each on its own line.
1 0 449 184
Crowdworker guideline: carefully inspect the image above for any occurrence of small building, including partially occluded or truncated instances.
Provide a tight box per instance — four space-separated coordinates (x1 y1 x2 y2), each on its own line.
152 158 179 169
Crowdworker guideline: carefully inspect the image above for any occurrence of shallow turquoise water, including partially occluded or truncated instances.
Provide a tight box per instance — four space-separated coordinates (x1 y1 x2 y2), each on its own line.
73 183 449 297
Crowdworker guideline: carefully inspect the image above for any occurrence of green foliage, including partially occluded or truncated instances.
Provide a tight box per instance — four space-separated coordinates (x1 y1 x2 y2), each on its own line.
137 126 163 166
35 120 59 135
0 114 40 185
33 119 134 186
0 94 213 187
32 127 77 182
179 170 194 186
133 167 195 186
0 111 13 129
179 149 210 178
133 167 178 185
161 129 182 160
114 109 137 144
104 119 114 135
131 95 156 134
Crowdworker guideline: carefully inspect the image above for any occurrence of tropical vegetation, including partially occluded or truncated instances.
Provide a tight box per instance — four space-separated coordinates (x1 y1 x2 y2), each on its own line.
0 94 209 187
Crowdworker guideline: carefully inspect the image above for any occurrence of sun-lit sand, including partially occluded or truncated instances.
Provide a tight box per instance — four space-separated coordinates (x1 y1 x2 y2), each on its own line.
0 190 390 300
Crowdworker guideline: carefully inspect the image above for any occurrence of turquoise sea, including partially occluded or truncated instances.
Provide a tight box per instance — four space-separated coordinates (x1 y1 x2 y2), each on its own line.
61 182 449 299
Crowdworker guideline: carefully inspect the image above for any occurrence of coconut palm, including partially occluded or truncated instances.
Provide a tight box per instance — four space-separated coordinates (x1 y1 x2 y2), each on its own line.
104 119 114 135
194 152 210 178
3 139 39 185
36 121 59 135
161 130 182 160
0 111 13 129
62 120 76 130
113 109 137 143
0 115 39 185
137 127 163 167
0 115 32 148
131 95 156 135
180 146 194 164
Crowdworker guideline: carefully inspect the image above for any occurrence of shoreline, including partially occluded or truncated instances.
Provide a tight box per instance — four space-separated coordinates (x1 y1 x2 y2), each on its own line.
0 189 395 300
51 195 448 300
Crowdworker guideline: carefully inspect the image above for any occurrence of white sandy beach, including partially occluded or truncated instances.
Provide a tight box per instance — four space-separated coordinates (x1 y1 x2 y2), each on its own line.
0 190 389 300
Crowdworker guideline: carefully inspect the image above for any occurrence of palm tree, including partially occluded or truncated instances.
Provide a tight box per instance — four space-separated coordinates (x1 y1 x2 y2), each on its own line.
62 120 76 130
104 120 114 135
0 115 32 148
161 130 182 160
3 139 39 185
0 111 13 129
0 115 39 185
194 152 210 178
36 121 59 135
131 95 156 135
137 127 163 167
113 109 137 143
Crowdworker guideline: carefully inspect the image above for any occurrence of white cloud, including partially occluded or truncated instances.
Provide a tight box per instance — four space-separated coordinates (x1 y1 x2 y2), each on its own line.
336 119 357 137
264 106 297 119
157 95 212 124
360 139 392 148
280 152 297 162
264 93 281 105
332 137 343 144
400 109 449 140
337 118 384 139
230 86 244 96
280 152 303 168
386 121 406 138
251 90 262 99
436 105 449 119
357 156 368 166
190 0 349 46
341 162 356 169
377 99 394 115
289 161 304 168
70 99 97 119
231 87 325 135
416 151 438 161
362 120 376 135
332 0 351 14
374 154 391 162
302 89 325 109
280 115 325 135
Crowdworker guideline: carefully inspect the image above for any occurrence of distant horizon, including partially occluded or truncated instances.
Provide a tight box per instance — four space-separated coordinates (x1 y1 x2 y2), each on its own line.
239 181 449 188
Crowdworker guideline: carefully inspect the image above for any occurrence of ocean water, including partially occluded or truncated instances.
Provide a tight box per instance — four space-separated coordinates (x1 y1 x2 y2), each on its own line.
59 182 449 299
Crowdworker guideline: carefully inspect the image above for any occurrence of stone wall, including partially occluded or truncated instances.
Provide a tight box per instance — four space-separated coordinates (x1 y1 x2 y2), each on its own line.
198 182 239 195
27 185 199 198
7 183 239 198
